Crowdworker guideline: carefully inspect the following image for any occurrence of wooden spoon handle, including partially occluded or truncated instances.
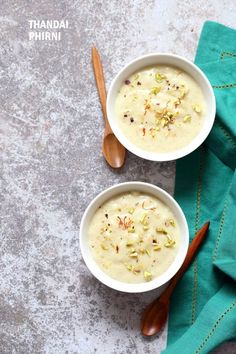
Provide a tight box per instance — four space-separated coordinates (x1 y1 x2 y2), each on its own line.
92 47 110 130
161 221 210 301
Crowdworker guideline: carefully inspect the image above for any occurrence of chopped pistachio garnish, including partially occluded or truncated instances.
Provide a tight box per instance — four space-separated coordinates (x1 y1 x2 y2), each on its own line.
165 218 176 227
140 213 148 225
179 87 187 99
125 263 133 272
125 263 140 274
129 250 138 258
128 207 135 214
144 271 152 281
166 111 173 118
101 244 109 250
161 118 169 127
151 86 161 95
145 249 150 256
139 248 145 254
183 114 191 123
143 225 149 231
128 226 135 233
156 227 168 234
192 104 201 113
155 73 166 83
169 219 176 227
164 234 176 248
164 240 176 248
138 236 144 243
152 239 161 250
126 240 134 247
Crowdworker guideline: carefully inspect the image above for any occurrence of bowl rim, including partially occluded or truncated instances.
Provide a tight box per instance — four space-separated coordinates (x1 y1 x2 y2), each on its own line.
79 181 189 293
106 52 216 162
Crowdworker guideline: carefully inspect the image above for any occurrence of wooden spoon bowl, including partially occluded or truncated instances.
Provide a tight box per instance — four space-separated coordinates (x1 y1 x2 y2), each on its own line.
92 47 126 169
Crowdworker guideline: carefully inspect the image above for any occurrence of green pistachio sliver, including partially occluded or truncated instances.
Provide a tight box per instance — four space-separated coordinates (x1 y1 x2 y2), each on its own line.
128 226 135 233
183 114 192 123
145 249 150 256
125 263 133 271
125 263 140 274
156 227 168 234
166 111 173 118
154 245 161 251
126 240 134 247
166 234 173 242
165 235 176 247
164 240 176 248
144 271 152 281
140 213 148 225
143 225 149 231
169 219 176 227
179 87 187 99
139 248 145 254
192 104 201 113
150 86 161 95
161 118 167 127
155 72 166 83
128 207 135 214
129 251 138 258
101 243 109 250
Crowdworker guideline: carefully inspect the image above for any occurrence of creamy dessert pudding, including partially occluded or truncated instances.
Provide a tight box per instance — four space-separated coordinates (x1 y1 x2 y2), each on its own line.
88 191 180 283
115 65 205 153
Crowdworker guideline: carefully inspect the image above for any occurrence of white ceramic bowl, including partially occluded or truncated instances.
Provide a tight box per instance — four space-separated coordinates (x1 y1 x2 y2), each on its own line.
106 53 216 161
80 182 189 293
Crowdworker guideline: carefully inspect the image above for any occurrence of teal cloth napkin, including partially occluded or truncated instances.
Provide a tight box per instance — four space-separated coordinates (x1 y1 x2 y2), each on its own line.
163 21 236 354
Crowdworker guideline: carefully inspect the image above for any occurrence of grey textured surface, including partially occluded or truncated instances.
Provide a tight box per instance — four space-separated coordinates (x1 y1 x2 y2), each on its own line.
1 0 236 353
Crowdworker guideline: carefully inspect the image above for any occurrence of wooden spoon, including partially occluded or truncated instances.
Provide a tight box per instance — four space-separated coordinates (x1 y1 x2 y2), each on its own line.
92 47 126 168
141 221 210 336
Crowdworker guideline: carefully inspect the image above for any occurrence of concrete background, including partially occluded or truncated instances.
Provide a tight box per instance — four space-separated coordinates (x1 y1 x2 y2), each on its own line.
1 0 236 353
